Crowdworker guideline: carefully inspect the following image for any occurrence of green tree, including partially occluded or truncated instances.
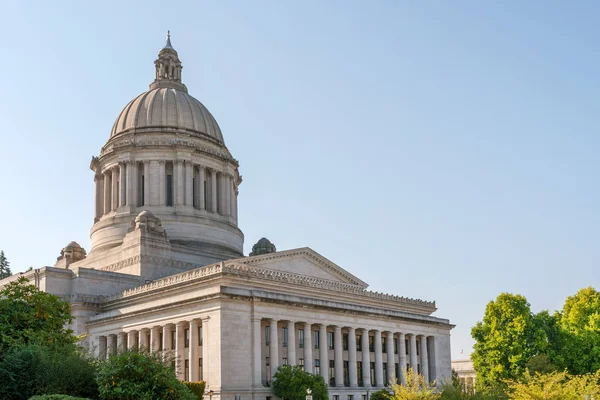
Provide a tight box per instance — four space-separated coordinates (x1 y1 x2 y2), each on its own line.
96 348 195 400
0 277 75 355
272 365 328 400
471 293 547 391
387 369 438 400
0 250 12 279
507 370 600 400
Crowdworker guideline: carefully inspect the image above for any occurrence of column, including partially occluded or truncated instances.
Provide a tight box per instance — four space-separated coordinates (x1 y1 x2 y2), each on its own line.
143 161 150 206
162 325 171 361
185 161 193 206
117 332 126 353
198 166 206 210
222 175 231 216
98 336 107 359
127 330 137 349
252 317 262 387
229 178 236 217
304 322 313 373
159 161 166 205
94 173 103 219
189 319 198 382
319 324 328 384
374 330 383 387
409 334 418 373
107 334 117 356
119 162 126 207
112 167 119 209
269 319 279 379
175 321 185 380
139 329 149 349
149 160 160 205
233 186 238 221
126 160 137 207
348 328 358 387
361 329 371 387
211 170 218 213
150 326 160 353
428 336 437 382
175 160 184 206
103 171 111 214
201 317 210 385
287 321 296 366
398 333 407 385
334 326 343 387
420 335 429 382
386 332 395 384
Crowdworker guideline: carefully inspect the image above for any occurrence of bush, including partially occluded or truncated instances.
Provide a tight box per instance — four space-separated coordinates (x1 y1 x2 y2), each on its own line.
182 382 205 399
370 390 390 400
29 396 90 400
0 344 98 400
272 365 328 400
96 348 195 400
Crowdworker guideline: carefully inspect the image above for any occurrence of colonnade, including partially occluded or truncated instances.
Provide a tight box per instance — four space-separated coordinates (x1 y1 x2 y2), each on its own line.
94 160 238 221
254 318 437 389
96 318 209 383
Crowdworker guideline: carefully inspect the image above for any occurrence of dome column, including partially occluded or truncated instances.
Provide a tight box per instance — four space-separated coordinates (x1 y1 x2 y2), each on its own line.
119 162 126 207
159 161 166 206
94 172 104 220
126 160 137 207
185 161 193 207
111 167 119 210
175 160 184 206
198 166 206 210
210 170 218 213
143 161 150 206
149 160 160 206
103 170 111 214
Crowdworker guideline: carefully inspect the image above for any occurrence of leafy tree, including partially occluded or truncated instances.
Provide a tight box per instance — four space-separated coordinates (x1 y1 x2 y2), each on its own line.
507 370 600 400
272 365 328 400
387 369 438 400
0 277 75 355
471 293 547 391
0 250 11 279
370 389 390 400
96 347 195 400
29 396 90 400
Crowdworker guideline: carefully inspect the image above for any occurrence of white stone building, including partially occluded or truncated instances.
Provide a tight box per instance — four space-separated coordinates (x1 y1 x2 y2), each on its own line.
0 34 454 400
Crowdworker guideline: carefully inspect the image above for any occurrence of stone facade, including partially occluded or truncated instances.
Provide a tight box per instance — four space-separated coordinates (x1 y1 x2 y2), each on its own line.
0 33 454 400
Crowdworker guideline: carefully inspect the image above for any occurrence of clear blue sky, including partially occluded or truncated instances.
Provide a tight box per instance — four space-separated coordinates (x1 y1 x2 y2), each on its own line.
1 1 599 360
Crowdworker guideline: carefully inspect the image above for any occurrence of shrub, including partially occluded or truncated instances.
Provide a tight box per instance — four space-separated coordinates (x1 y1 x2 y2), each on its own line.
29 396 90 400
182 382 205 399
370 389 390 400
96 348 195 400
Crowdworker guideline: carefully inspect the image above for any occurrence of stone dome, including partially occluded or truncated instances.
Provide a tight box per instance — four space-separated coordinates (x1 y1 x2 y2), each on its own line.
110 88 224 142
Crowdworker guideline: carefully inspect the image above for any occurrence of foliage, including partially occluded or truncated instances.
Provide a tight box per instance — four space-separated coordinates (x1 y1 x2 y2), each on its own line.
0 344 98 400
524 354 556 375
471 293 548 391
29 396 90 400
272 365 328 400
507 370 600 400
0 277 75 355
387 369 438 400
370 389 390 400
439 382 503 400
0 250 12 279
96 347 195 400
182 381 205 399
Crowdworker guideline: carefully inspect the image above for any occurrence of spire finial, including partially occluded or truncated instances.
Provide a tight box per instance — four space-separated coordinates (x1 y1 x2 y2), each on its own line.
164 30 174 50
167 30 170 40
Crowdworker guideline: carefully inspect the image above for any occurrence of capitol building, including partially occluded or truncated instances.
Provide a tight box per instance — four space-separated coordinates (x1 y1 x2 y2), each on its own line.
0 35 453 399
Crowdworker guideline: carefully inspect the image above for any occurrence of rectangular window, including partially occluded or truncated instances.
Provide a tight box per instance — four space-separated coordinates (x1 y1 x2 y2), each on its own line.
265 326 270 345
328 331 334 350
329 360 335 386
395 363 400 384
343 360 349 386
405 339 409 355
382 336 387 350
171 331 176 349
203 180 208 210
343 333 349 350
166 174 173 206
357 361 363 386
141 175 145 205
348 396 353 400
416 339 420 356
333 396 339 400
362 396 367 400
314 331 320 349
298 329 305 348
192 175 197 208
314 359 320 375
198 326 203 346
282 327 288 347
199 358 203 380
383 362 388 386
283 357 288 366
394 338 398 354
184 329 190 348
159 332 163 351
357 335 362 351
299 358 305 371
266 357 270 366
418 364 421 374
369 336 374 352
370 362 375 386
184 359 189 382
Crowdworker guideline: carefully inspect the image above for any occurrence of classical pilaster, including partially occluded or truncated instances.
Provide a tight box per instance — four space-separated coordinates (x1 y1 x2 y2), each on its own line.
398 333 407 384
374 330 383 387
420 335 429 382
409 334 418 374
111 167 119 210
98 336 107 359
159 161 166 205
103 171 111 214
319 324 328 384
143 161 150 206
361 329 371 387
269 319 279 379
304 322 313 373
189 319 199 382
334 326 344 387
287 321 296 366
348 328 358 387
185 161 193 207
94 173 103 220
386 332 395 384
126 160 137 207
175 160 184 206
201 317 210 386
198 166 206 210
150 326 160 353
252 317 262 387
119 162 126 207
175 321 185 380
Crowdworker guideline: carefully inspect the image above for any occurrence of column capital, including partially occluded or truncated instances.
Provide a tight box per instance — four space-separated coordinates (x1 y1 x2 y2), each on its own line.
333 325 342 331
189 318 199 326
200 316 210 323
158 159 166 165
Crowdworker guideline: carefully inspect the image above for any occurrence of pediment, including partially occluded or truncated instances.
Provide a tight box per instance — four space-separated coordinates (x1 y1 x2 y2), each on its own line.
234 247 368 288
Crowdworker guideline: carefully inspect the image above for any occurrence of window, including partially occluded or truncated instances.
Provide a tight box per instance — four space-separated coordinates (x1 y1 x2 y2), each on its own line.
266 357 270 366
329 360 335 386
362 396 367 400
158 332 163 351
282 327 288 347
395 363 400 384
343 360 349 386
198 326 203 346
184 359 189 381
265 326 270 345
314 359 320 375
141 175 145 205
283 357 288 366
166 174 173 206
343 333 349 350
382 336 386 350
192 175 197 208
299 358 305 371
333 396 339 400
357 361 363 386
314 331 320 349
199 358 203 380
185 328 190 348
416 339 420 356
328 331 334 350
370 362 376 386
383 362 388 386
203 180 208 210
369 336 374 352
348 395 354 400
418 364 421 374
405 339 409 354
357 335 362 351
171 331 176 349
298 329 305 348
394 338 398 354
